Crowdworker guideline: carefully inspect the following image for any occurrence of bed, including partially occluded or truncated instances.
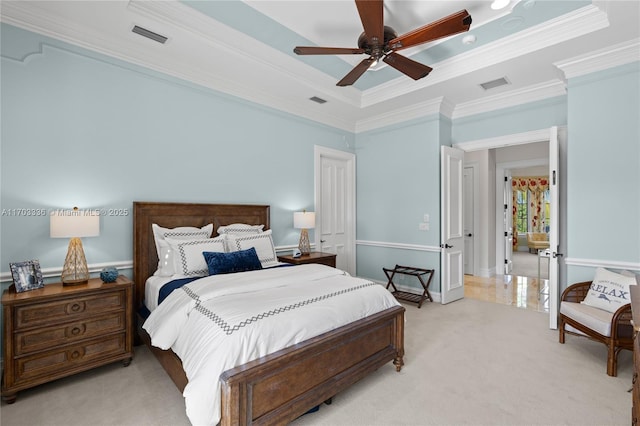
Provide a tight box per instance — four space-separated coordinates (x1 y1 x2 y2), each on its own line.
133 201 405 426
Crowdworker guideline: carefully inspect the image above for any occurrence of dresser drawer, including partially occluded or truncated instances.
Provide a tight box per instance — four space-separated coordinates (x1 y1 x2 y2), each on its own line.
14 312 126 356
13 333 127 385
14 290 125 330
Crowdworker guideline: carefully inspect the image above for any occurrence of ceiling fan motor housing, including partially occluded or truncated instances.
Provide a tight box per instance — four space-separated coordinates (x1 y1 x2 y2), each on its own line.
357 26 398 57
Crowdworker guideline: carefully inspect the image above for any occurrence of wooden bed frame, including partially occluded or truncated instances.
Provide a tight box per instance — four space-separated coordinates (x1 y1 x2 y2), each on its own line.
133 201 405 425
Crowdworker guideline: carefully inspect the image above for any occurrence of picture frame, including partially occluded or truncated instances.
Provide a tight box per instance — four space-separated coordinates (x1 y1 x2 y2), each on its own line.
10 260 44 293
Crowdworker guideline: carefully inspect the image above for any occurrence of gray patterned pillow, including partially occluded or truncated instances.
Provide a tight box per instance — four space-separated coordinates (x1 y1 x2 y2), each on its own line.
165 236 226 277
226 230 278 268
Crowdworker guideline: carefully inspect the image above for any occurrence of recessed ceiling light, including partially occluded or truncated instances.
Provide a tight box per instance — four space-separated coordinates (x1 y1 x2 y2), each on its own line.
491 0 510 10
462 34 477 45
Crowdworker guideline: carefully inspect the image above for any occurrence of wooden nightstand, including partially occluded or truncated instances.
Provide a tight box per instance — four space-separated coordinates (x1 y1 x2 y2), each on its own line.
1 275 134 403
277 252 337 268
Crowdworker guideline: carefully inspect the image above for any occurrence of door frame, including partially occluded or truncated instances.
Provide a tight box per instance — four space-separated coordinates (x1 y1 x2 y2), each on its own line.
463 163 479 276
314 145 356 275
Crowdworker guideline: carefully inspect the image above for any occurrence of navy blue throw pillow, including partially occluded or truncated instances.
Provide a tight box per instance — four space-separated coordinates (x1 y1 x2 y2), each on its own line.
203 247 263 275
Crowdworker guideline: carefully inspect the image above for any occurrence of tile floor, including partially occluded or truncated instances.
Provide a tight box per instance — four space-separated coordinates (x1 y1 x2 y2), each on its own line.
464 273 549 313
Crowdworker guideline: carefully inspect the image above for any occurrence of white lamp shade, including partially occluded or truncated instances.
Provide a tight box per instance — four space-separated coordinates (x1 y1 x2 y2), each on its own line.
293 211 315 229
50 210 100 238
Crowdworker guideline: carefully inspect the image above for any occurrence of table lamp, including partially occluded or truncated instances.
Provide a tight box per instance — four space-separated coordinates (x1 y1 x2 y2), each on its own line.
50 207 100 285
293 210 315 255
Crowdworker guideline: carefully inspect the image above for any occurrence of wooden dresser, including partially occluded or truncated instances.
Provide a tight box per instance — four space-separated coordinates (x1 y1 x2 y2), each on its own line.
1 276 134 403
631 285 640 425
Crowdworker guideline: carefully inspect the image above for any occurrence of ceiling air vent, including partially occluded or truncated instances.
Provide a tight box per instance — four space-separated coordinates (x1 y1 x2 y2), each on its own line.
309 96 327 104
132 25 168 44
480 77 510 91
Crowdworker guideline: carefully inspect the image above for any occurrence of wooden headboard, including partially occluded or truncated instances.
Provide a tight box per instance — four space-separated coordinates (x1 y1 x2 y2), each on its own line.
132 202 270 309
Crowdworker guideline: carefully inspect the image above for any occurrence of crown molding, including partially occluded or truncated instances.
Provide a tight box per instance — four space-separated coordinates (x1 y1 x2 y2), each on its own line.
1 0 360 132
355 97 449 133
453 80 567 119
360 4 608 108
554 38 640 79
0 1 618 134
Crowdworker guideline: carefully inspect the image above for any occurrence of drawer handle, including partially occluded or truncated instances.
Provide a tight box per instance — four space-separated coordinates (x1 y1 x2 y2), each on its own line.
65 302 86 315
68 348 85 360
65 324 87 338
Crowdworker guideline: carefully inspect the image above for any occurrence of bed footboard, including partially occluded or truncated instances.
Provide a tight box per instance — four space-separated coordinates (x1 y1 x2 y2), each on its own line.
219 305 405 426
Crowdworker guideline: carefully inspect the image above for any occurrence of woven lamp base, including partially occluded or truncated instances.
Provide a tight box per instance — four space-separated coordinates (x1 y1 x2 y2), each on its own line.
61 237 90 285
298 228 311 255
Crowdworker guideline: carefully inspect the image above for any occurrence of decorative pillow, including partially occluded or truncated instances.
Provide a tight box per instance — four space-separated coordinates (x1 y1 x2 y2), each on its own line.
581 267 636 313
217 223 264 235
204 247 263 275
226 229 278 268
152 223 213 276
165 236 226 277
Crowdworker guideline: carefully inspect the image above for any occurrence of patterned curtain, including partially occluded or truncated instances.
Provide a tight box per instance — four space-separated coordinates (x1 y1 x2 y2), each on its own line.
512 176 549 248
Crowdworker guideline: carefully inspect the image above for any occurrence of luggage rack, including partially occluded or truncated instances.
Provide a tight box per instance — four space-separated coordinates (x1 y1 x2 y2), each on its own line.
382 264 434 308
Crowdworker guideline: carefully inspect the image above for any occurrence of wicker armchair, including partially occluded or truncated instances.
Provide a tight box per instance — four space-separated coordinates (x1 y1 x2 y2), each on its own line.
559 281 633 376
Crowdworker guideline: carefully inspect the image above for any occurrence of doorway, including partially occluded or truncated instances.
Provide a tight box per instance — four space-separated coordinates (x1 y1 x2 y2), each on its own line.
314 146 356 275
456 129 556 314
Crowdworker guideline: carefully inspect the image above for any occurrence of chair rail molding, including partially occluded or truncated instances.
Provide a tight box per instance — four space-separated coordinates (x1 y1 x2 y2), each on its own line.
564 257 640 272
356 240 441 253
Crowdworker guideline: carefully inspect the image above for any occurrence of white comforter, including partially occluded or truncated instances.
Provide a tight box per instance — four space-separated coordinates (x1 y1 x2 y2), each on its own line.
143 264 400 425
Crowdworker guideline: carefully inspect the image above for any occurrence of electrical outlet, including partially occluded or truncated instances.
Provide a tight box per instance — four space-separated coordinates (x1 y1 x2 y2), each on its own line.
419 222 429 231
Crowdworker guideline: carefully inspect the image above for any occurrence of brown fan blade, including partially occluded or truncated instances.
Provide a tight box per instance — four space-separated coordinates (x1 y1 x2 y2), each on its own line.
388 10 472 51
337 57 376 86
355 0 383 45
383 52 432 80
294 47 365 55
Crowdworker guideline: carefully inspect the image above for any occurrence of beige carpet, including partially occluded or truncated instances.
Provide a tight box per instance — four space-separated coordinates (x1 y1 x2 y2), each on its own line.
1 299 631 426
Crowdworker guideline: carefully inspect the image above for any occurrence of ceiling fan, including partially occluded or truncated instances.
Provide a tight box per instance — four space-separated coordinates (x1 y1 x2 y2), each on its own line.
293 0 472 86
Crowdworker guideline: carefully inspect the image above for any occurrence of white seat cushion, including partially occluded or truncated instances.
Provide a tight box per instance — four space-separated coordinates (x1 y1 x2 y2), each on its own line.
560 301 613 337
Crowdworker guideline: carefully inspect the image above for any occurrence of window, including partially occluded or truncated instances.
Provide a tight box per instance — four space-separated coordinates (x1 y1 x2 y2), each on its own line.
515 189 528 234
515 188 551 234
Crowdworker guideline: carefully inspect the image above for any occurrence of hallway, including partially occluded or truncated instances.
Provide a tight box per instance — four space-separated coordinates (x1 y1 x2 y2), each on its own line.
464 273 549 313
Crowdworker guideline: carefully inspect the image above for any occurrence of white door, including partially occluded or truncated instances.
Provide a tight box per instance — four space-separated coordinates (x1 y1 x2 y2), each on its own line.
314 146 356 275
548 126 561 329
463 167 474 275
504 171 513 274
441 146 465 304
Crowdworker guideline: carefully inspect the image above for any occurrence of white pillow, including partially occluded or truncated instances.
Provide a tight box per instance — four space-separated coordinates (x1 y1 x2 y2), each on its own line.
166 236 226 277
217 223 264 235
152 223 213 276
581 267 636 313
226 229 278 268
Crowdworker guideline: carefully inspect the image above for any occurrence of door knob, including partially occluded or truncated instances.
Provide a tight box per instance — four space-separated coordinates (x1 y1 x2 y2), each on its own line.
440 243 453 249
466 233 472 237
320 239 326 243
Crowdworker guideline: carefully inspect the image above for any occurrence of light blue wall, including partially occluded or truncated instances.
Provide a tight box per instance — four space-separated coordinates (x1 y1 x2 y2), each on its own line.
565 62 640 284
355 116 444 291
0 24 355 282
